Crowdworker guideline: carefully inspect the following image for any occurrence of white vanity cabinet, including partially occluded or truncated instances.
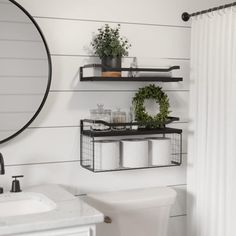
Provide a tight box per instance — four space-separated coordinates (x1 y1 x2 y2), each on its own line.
0 185 103 236
17 225 96 236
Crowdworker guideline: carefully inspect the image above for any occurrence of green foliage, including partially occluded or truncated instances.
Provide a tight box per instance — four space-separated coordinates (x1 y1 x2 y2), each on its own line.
91 24 131 58
132 84 171 128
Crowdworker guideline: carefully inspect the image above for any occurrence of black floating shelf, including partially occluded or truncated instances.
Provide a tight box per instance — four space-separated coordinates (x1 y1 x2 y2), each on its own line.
81 117 182 137
80 76 183 82
81 162 181 173
80 64 183 82
82 127 182 137
82 64 180 72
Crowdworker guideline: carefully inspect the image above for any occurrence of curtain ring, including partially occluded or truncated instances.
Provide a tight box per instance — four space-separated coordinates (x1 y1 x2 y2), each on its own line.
193 12 200 20
210 8 216 17
207 9 212 18
199 10 205 19
217 6 223 15
223 5 226 13
223 4 229 13
231 3 236 12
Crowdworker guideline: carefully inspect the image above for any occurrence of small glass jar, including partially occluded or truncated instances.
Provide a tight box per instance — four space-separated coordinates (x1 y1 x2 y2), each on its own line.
90 104 111 131
100 108 111 130
90 108 100 130
112 109 127 130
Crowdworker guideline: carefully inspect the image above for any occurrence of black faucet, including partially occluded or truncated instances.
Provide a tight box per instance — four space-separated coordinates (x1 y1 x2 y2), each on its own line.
0 153 5 194
11 175 24 193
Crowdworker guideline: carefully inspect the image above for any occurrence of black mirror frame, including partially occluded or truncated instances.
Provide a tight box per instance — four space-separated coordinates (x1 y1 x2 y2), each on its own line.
0 0 52 144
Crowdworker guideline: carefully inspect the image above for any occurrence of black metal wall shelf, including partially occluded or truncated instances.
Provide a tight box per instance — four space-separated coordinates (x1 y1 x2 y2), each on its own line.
81 117 180 137
82 162 182 173
80 119 182 173
80 64 183 82
82 127 182 137
81 76 183 82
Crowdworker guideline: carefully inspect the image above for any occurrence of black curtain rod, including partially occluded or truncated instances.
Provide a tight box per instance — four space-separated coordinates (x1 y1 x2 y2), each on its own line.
182 2 236 21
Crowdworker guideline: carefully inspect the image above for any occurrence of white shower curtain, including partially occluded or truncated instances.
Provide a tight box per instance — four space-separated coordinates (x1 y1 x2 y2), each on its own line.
188 7 236 236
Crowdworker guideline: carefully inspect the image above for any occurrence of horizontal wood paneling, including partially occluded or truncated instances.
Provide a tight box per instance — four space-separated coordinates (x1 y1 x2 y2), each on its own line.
0 112 34 131
31 91 189 127
2 158 186 195
0 122 187 166
0 94 43 112
0 41 47 58
0 59 48 76
0 130 13 141
0 77 48 94
0 1 29 22
0 0 10 3
35 18 190 58
16 0 229 29
17 0 191 27
1 127 80 165
0 21 41 41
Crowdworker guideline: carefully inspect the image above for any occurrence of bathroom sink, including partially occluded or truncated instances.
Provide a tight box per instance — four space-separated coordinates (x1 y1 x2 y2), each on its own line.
0 192 57 217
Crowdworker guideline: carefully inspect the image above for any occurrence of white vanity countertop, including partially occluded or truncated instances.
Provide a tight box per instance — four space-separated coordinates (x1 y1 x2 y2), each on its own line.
0 184 104 235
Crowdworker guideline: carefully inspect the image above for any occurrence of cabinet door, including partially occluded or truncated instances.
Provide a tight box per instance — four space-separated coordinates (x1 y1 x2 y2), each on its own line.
17 225 95 236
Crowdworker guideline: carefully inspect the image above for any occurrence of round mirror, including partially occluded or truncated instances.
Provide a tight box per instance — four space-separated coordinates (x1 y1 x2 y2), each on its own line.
0 0 52 144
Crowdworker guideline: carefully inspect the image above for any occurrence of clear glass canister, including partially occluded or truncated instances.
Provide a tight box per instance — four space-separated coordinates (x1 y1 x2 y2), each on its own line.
90 108 99 130
112 108 126 130
90 104 111 130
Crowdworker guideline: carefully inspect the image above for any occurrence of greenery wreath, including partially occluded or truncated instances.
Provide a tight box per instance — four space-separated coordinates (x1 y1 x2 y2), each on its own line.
132 84 171 128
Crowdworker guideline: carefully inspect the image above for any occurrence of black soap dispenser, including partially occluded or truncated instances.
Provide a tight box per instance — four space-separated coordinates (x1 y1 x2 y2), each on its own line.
11 175 24 193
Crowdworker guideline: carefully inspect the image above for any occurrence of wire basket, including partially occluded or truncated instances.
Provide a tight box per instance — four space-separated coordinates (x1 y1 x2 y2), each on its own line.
80 120 182 173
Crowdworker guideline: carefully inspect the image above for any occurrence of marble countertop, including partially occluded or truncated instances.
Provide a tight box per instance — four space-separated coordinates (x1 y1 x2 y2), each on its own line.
0 184 104 235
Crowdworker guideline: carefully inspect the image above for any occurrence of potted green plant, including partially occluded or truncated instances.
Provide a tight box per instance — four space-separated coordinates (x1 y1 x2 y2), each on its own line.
91 24 131 77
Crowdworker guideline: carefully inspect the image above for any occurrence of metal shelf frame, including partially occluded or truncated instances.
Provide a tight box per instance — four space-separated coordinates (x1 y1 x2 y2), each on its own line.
80 119 183 173
80 64 183 82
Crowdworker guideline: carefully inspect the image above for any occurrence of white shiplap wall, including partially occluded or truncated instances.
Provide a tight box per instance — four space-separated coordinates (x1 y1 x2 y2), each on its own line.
0 0 227 235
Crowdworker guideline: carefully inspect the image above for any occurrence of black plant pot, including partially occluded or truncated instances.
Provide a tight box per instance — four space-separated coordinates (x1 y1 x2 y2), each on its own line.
101 57 121 77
